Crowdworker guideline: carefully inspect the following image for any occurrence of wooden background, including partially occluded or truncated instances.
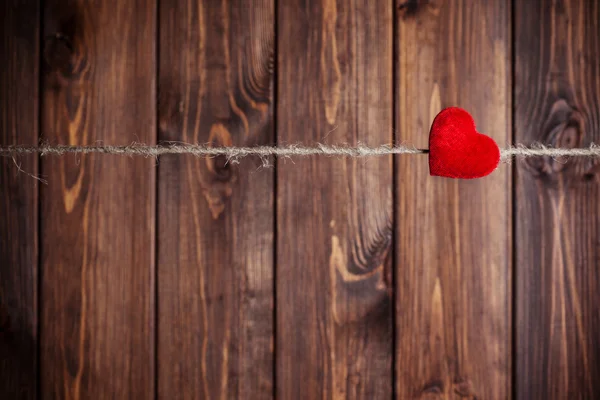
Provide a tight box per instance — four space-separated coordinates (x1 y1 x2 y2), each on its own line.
1 0 598 398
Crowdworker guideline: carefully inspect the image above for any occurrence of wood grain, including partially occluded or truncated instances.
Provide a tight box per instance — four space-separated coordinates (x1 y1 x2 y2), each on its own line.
0 1 39 398
395 1 511 398
277 0 393 398
40 1 156 397
157 0 274 398
515 0 600 398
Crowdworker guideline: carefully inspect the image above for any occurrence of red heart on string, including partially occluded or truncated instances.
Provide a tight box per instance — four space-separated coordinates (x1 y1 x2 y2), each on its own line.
428 107 500 179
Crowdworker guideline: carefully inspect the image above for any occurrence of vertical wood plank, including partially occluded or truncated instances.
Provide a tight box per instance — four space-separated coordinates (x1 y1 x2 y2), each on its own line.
0 1 39 398
40 0 156 397
395 1 511 398
515 0 600 398
157 0 274 398
277 0 393 398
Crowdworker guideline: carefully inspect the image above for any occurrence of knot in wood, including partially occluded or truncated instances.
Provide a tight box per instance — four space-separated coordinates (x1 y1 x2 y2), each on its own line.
398 0 425 17
205 123 237 182
43 33 75 76
206 154 235 182
398 0 439 18
420 380 444 398
524 100 598 184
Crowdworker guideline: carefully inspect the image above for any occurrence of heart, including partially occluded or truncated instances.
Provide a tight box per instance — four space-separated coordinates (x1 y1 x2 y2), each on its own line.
428 107 500 179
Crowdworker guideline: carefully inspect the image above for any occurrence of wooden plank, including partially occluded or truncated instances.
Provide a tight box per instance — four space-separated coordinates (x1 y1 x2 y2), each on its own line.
40 1 155 397
395 1 511 398
277 0 393 398
0 1 39 398
514 0 600 398
157 0 274 398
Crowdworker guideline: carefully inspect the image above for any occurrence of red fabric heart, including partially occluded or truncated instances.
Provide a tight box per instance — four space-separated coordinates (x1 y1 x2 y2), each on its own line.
428 107 500 179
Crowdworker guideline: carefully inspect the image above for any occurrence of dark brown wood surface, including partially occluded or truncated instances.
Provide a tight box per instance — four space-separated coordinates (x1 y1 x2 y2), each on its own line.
2 1 600 399
40 1 156 397
395 1 512 398
277 0 394 398
515 0 600 398
0 1 39 398
157 0 274 398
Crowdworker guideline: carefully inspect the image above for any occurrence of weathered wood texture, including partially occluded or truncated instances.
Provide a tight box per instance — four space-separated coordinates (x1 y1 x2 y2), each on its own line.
277 0 394 398
515 0 600 398
0 1 39 398
157 0 274 398
2 1 600 399
40 1 156 397
395 1 511 398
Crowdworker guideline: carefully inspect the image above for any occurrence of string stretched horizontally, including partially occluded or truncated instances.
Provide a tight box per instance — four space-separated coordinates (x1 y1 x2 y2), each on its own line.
1 143 599 163
0 143 427 158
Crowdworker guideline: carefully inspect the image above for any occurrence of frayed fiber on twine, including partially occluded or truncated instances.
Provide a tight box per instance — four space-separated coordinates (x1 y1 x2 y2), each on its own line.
499 143 600 161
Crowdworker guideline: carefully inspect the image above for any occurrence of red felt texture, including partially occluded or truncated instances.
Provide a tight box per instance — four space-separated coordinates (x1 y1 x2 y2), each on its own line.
428 107 500 179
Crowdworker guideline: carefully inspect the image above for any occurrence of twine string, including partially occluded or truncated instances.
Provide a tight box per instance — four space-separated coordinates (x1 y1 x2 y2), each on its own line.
0 143 427 158
0 143 599 163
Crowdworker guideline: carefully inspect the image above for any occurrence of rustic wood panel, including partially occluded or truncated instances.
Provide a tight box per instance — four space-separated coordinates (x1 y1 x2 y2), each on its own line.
395 1 511 398
157 0 274 398
277 0 393 398
514 0 600 398
0 1 39 398
40 1 156 397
